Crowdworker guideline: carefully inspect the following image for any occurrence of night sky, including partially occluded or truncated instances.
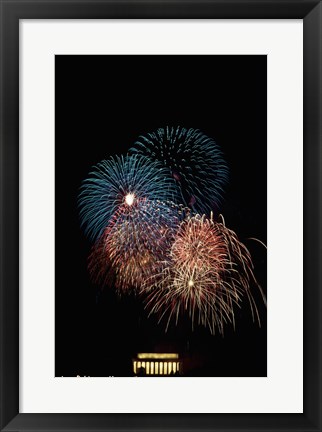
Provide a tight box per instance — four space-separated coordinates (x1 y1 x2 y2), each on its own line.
55 55 267 377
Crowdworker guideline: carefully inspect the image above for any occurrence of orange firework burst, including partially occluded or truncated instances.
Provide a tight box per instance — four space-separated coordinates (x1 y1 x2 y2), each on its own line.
88 199 190 293
88 235 117 288
142 214 266 335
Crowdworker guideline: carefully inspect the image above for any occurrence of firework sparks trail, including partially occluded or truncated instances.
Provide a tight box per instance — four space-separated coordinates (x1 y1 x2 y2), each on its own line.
129 126 228 215
142 214 266 335
78 154 178 242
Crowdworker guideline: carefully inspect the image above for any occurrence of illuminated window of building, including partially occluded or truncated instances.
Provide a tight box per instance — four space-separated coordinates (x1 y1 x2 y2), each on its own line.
133 353 181 376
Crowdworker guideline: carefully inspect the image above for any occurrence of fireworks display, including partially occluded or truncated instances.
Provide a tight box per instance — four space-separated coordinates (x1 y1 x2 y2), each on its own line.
129 126 228 214
142 214 266 335
79 126 265 335
78 154 178 241
88 199 190 292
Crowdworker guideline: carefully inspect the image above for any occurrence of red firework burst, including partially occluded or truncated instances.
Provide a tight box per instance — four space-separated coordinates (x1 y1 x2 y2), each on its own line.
142 214 266 335
88 199 189 293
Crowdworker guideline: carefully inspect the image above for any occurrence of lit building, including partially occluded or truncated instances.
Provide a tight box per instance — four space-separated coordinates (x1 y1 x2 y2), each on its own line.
132 353 182 376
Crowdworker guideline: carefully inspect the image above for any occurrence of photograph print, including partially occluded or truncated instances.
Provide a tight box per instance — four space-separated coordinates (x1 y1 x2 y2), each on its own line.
55 55 267 377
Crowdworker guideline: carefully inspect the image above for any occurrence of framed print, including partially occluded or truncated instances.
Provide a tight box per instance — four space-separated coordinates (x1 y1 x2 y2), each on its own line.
0 1 321 431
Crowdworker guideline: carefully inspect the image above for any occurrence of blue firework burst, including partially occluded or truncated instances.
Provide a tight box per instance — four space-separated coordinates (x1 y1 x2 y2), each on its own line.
78 154 178 241
129 126 228 215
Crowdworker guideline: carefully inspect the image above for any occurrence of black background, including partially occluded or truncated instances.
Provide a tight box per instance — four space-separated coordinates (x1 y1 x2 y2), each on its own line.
55 55 267 377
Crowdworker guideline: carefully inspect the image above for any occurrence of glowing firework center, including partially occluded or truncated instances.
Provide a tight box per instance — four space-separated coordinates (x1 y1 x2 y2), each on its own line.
133 353 181 376
125 193 135 206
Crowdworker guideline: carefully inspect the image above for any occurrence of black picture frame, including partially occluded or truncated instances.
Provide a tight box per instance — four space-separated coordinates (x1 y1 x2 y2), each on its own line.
0 1 321 431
